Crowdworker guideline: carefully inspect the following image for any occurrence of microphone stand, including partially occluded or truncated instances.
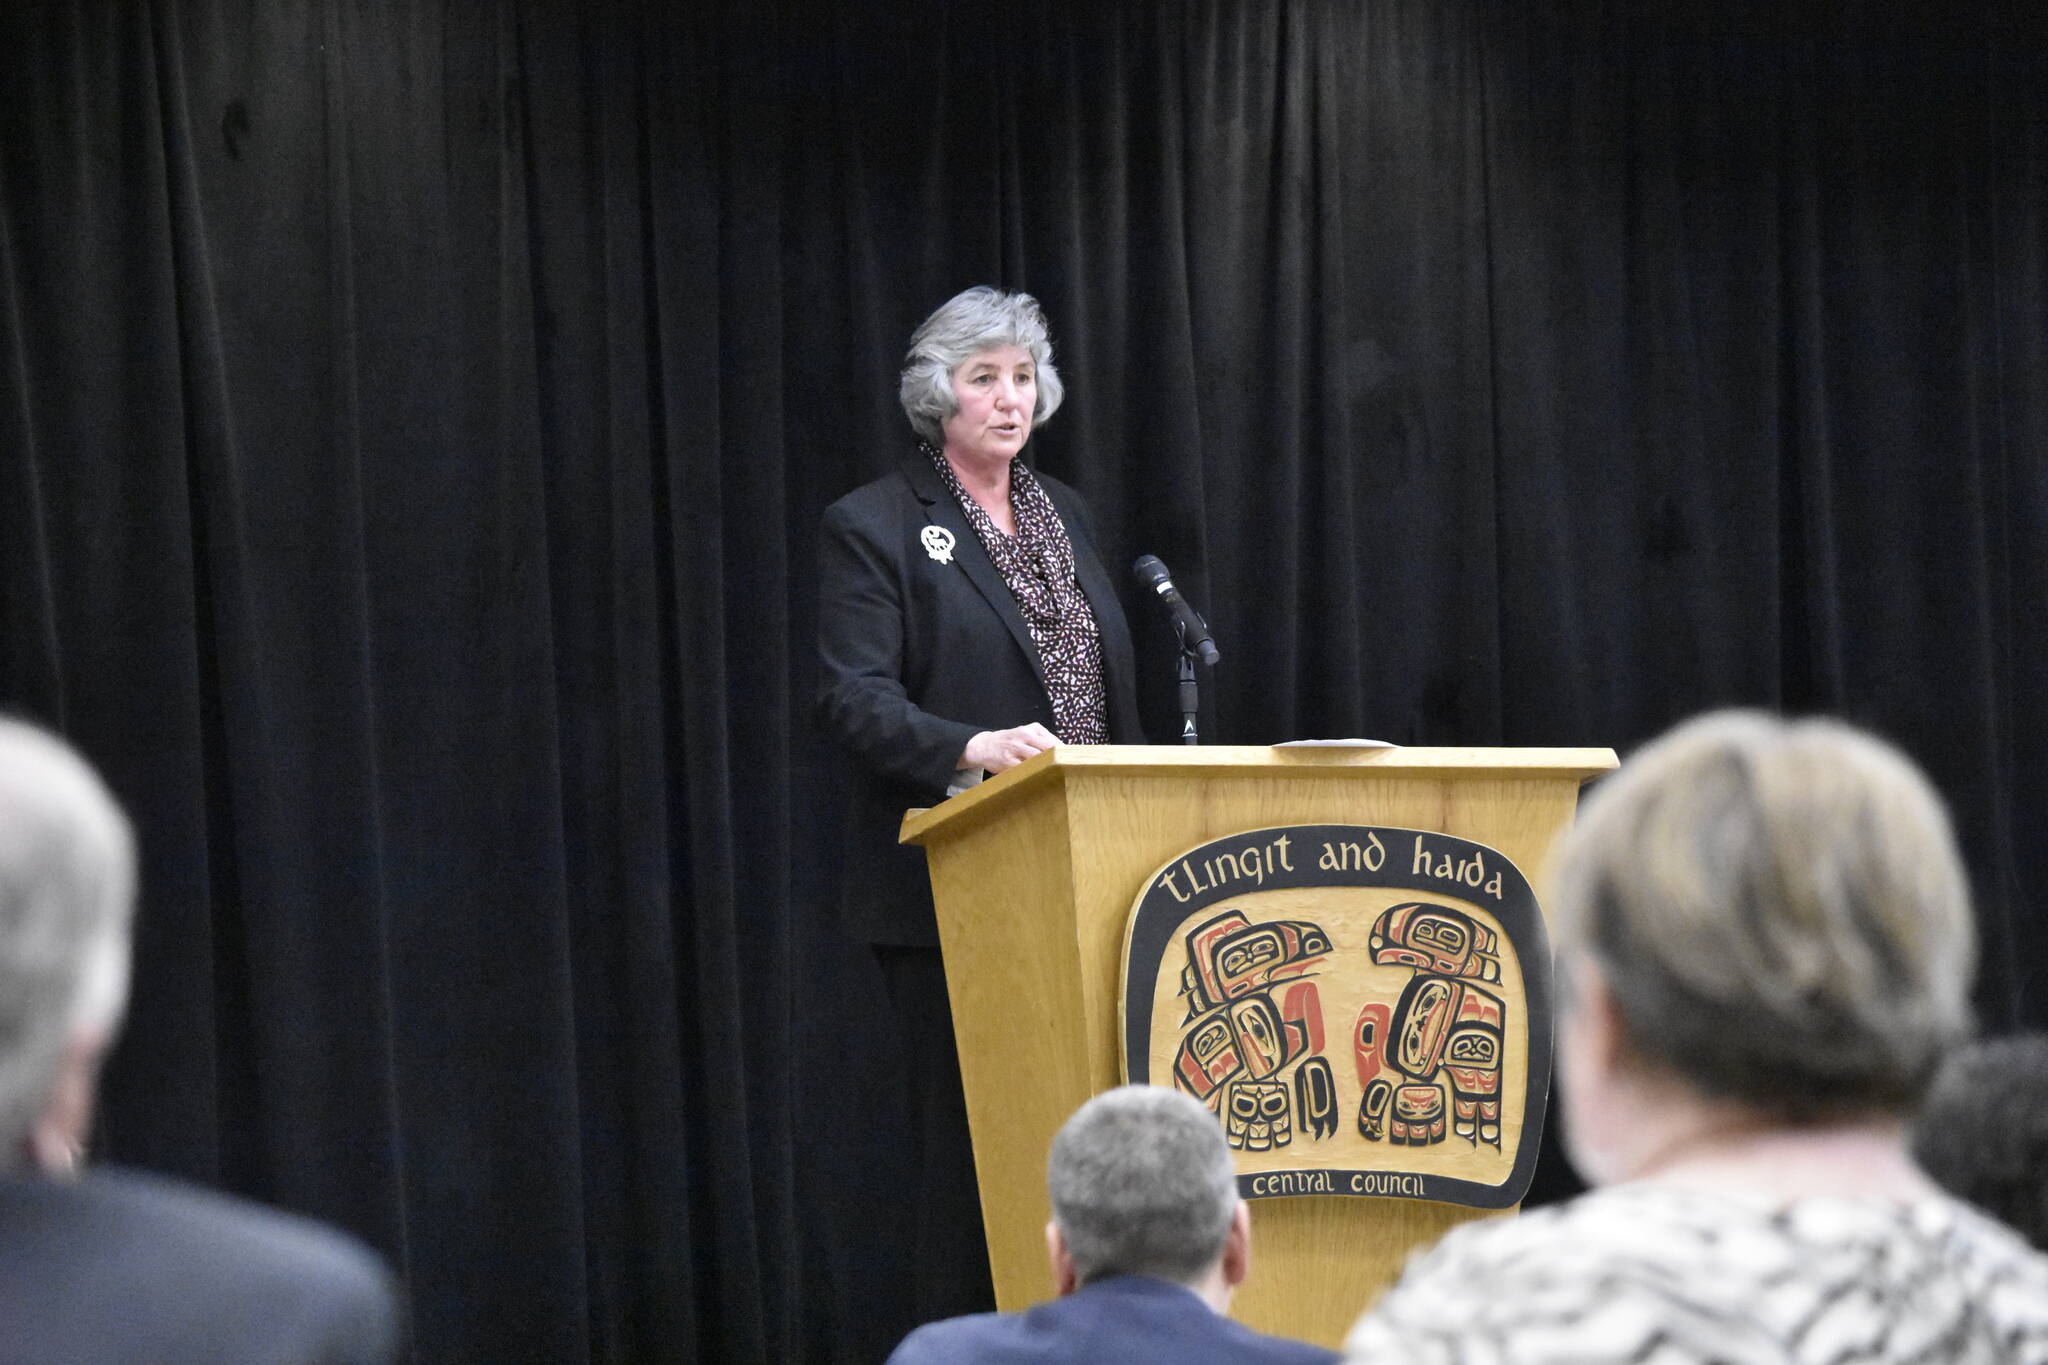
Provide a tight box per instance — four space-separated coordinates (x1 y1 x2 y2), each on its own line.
1177 623 1201 745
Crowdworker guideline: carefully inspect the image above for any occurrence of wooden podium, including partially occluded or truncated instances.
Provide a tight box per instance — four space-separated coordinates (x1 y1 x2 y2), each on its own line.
899 744 1617 1350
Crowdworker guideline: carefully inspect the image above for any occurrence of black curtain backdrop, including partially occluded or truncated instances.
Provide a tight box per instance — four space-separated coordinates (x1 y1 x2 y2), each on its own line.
3 1 2044 1360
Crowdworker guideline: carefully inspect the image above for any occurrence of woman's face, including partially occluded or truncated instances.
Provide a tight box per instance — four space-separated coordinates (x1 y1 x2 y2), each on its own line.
941 344 1036 469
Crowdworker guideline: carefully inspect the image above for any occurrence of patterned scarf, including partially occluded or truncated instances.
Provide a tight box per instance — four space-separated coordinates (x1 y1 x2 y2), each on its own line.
924 442 1109 744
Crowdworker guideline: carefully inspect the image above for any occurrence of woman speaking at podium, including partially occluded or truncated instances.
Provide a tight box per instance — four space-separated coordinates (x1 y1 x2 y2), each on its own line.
816 286 1144 1319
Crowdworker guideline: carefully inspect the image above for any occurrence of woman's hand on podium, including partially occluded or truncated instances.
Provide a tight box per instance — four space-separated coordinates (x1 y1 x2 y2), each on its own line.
961 724 1058 775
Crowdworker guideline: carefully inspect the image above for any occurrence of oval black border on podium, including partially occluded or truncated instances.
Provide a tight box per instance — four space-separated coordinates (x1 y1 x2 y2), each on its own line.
1122 823 1552 1208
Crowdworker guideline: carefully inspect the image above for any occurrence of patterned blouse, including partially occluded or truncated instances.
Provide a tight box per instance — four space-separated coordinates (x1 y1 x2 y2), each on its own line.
1345 1184 2048 1365
924 442 1109 744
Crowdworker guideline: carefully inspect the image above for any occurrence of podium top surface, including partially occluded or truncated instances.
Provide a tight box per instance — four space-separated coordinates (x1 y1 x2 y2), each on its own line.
899 744 1619 845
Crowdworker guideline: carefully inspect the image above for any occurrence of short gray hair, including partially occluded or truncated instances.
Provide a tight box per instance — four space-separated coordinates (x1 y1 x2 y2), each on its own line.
0 719 136 1162
1550 710 1975 1120
1048 1085 1238 1285
898 286 1066 445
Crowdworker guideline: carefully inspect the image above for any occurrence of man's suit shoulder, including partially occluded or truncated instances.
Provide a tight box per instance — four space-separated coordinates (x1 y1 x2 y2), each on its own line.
0 1166 399 1363
886 1277 1338 1364
886 1310 1004 1364
92 1167 391 1288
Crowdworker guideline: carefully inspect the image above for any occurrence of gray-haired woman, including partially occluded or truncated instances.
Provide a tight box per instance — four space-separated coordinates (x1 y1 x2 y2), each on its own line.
1345 710 2048 1364
816 287 1146 1321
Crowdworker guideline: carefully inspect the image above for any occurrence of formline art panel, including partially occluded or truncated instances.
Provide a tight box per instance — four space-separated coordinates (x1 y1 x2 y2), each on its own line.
1122 823 1551 1207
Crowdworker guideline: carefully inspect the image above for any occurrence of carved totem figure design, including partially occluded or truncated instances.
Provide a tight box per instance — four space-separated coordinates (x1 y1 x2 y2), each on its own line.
1354 903 1508 1148
1225 1079 1293 1151
1294 1057 1339 1139
1176 905 1332 1150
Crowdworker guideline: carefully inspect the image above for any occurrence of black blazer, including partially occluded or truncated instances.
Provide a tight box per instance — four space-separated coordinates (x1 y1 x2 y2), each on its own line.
817 450 1145 946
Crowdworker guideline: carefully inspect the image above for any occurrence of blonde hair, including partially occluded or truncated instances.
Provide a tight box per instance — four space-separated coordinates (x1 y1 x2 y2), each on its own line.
1551 710 1975 1119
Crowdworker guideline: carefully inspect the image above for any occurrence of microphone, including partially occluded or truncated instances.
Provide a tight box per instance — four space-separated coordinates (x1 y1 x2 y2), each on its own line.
1132 555 1220 666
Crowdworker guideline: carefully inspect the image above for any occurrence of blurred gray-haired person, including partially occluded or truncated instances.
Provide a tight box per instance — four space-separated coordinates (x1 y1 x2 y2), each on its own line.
887 1085 1335 1364
0 717 400 1363
1913 1032 2048 1252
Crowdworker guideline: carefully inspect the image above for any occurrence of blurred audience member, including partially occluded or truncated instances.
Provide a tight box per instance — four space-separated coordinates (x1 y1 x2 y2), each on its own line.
889 1084 1336 1364
1346 711 2048 1364
1914 1033 2048 1252
0 717 400 1363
